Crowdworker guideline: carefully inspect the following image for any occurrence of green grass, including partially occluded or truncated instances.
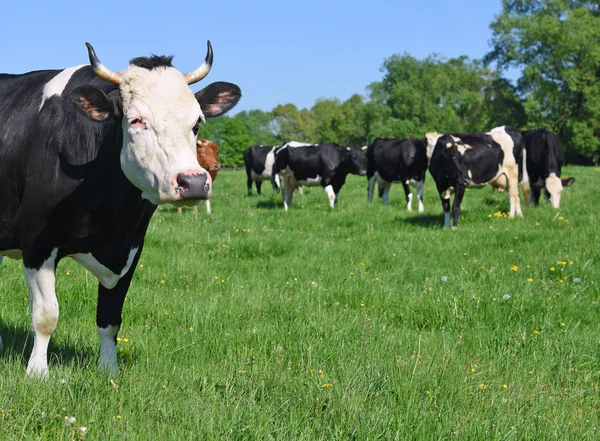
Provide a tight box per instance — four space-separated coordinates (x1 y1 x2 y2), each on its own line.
0 166 598 440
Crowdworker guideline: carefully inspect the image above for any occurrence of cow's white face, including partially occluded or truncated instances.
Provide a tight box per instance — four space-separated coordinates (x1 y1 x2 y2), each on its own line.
71 42 241 206
119 66 208 205
545 173 563 209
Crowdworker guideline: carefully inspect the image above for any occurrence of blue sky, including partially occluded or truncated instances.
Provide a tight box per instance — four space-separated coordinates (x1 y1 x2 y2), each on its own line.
1 0 508 115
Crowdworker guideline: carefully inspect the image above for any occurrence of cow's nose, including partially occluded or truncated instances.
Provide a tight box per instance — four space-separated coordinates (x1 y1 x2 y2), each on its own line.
176 172 212 200
214 164 221 171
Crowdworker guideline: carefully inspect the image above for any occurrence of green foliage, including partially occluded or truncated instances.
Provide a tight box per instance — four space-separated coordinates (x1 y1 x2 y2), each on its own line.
0 167 597 439
197 116 252 167
487 0 600 160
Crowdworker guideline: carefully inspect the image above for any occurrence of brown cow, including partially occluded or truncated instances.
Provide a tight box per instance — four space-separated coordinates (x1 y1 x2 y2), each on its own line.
178 138 220 214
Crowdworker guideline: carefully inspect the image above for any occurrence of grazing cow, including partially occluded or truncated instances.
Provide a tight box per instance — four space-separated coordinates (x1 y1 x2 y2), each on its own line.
366 138 428 212
426 126 524 228
521 128 575 208
0 41 240 376
178 138 220 214
274 143 367 210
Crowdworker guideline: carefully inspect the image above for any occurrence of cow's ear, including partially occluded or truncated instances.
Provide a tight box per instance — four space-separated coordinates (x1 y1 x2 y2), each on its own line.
71 86 115 121
562 177 575 187
195 82 241 117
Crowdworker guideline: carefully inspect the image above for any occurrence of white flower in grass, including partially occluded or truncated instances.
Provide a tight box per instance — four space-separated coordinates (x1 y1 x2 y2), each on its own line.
502 295 511 301
573 278 581 283
441 276 448 282
65 416 76 427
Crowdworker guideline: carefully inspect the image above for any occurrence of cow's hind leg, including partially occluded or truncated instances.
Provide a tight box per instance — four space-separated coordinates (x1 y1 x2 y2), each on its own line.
440 193 451 228
24 248 59 377
415 180 425 212
256 180 263 197
367 175 375 202
402 181 412 211
506 165 522 217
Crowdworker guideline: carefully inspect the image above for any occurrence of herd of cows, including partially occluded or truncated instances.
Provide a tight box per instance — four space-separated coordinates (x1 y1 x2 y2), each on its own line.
0 43 575 378
242 125 574 227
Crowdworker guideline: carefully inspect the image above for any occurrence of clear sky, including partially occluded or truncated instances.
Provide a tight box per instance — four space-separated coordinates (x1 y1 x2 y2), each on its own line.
1 0 507 115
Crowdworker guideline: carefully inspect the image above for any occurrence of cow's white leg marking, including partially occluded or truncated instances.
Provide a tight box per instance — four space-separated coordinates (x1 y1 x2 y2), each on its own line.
367 175 375 202
39 65 86 111
506 164 522 218
325 185 336 208
415 180 425 212
25 248 59 377
205 199 212 214
282 174 294 211
97 325 119 374
72 248 138 289
407 192 413 212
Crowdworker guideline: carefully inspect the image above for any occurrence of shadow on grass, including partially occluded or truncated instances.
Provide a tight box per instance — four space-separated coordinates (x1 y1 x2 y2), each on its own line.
255 199 284 210
0 320 97 370
400 214 443 228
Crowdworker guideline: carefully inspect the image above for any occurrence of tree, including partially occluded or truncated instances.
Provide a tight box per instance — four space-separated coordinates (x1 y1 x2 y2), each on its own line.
486 0 600 161
197 116 251 167
235 110 280 147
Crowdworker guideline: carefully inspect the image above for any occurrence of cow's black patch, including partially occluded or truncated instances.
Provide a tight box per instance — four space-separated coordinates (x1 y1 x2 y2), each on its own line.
130 55 174 70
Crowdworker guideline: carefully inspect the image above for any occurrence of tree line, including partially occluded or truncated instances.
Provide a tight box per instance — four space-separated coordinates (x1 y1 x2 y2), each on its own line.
198 0 600 167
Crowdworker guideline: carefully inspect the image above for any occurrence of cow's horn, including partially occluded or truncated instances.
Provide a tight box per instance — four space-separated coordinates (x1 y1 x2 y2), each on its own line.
86 43 123 85
184 41 213 85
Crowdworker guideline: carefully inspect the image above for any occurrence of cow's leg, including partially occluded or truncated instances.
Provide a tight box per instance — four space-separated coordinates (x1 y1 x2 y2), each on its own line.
177 207 183 214
256 180 263 197
282 177 294 211
24 248 59 377
324 185 336 208
297 186 304 195
204 200 211 215
272 174 281 193
247 177 253 196
96 259 139 375
415 180 425 213
506 165 522 217
402 181 412 211
530 188 541 206
367 175 375 202
451 187 466 229
440 191 451 227
381 181 392 205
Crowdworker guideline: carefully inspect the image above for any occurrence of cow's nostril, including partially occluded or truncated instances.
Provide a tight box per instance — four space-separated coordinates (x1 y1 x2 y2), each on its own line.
176 174 191 193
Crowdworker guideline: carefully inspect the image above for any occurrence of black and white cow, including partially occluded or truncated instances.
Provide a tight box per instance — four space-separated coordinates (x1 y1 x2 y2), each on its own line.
521 128 575 208
426 126 524 228
366 138 428 212
0 42 240 376
243 145 278 196
243 141 310 196
274 143 367 210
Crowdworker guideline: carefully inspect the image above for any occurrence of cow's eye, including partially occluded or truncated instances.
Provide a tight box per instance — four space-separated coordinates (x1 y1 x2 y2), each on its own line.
129 118 145 128
192 121 200 135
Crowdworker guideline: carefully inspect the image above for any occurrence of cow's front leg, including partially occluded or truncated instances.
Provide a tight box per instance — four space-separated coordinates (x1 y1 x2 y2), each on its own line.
282 176 294 211
324 185 336 208
24 248 59 377
96 270 135 375
402 181 412 211
367 175 376 202
507 167 523 217
414 180 425 213
440 191 451 227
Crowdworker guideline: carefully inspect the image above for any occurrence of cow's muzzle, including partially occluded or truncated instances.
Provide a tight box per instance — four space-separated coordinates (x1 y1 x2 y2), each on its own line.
175 172 212 200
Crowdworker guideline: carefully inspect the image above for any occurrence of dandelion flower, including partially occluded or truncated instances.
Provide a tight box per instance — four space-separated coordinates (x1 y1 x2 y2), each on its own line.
503 384 508 389
321 383 333 389
511 266 518 271
441 276 448 282
479 383 486 390
527 278 533 282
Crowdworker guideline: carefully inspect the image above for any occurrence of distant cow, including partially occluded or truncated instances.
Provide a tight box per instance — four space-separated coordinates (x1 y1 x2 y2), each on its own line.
243 141 310 196
243 145 278 196
367 138 428 212
521 128 575 208
178 138 220 214
274 143 367 210
426 126 524 228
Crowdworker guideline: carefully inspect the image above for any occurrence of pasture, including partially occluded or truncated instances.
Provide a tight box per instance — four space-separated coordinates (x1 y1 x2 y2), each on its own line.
0 166 598 440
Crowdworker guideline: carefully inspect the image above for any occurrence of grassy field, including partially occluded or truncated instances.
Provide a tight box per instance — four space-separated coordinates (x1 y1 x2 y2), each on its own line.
0 166 598 440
